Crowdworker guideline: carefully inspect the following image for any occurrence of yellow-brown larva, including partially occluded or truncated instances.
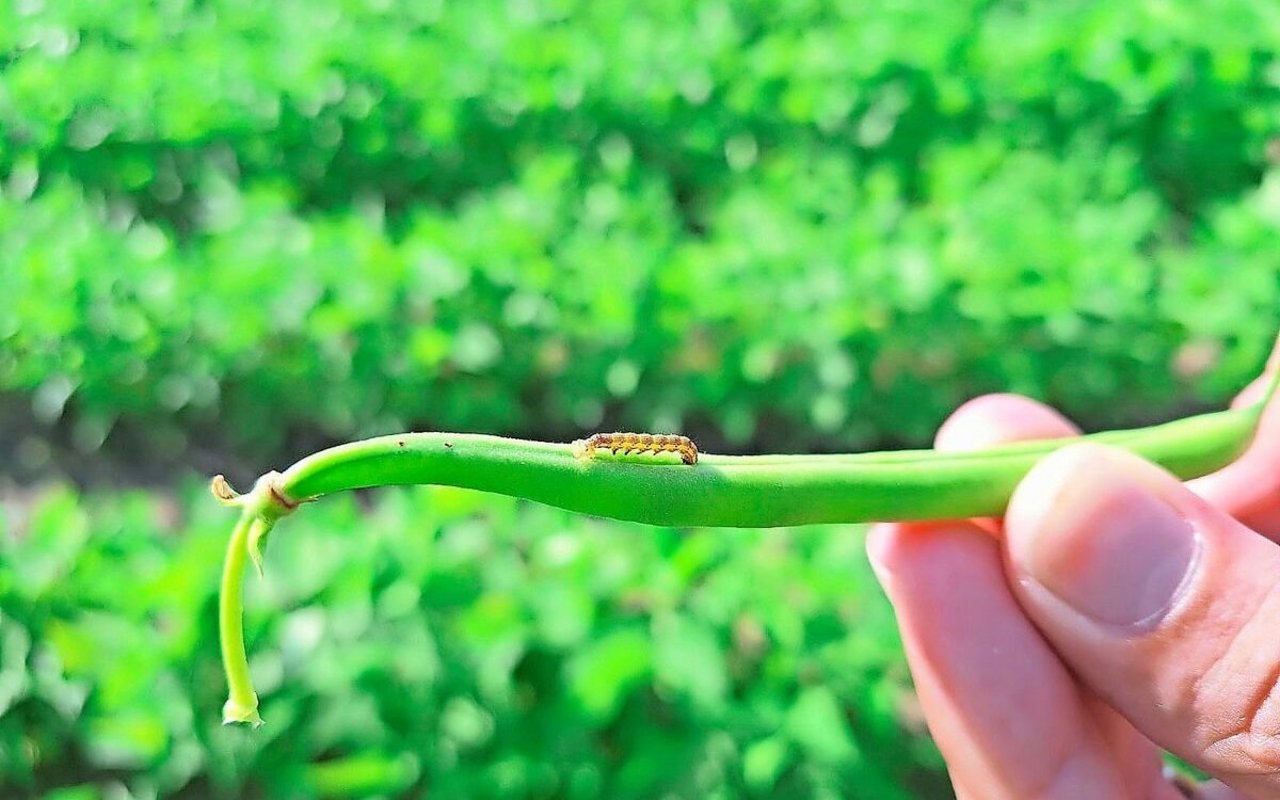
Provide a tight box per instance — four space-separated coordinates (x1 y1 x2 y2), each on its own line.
572 432 699 465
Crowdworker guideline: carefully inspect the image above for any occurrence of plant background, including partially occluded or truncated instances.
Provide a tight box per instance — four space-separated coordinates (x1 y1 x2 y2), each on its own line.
3 1 1280 797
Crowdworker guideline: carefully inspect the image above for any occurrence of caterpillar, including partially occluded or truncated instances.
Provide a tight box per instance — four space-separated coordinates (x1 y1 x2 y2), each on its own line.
572 432 699 465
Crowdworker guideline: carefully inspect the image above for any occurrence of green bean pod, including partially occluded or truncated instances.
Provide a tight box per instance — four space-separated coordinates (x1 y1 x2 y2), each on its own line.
215 368 1279 726
278 405 1260 528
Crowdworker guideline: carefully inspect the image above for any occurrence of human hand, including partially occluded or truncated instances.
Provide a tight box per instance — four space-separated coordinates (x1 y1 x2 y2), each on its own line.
867 361 1280 799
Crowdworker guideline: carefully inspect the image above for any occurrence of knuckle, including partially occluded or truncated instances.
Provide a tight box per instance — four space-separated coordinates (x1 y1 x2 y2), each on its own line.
1194 582 1280 777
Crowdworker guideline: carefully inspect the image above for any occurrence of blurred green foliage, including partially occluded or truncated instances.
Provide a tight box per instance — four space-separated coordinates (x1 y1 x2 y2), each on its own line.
3 0 1280 797
0 485 945 798
3 0 1279 467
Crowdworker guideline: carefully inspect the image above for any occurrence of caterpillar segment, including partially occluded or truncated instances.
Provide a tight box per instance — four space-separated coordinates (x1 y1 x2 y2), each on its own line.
572 432 699 465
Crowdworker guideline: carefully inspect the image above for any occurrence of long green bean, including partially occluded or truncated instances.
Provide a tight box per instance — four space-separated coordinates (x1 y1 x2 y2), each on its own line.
214 366 1280 726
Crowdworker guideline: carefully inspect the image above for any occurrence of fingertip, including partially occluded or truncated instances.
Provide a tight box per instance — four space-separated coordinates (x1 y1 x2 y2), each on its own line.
865 521 894 562
866 521 1000 591
867 522 947 588
1005 442 1199 630
1005 441 1187 535
936 393 1081 452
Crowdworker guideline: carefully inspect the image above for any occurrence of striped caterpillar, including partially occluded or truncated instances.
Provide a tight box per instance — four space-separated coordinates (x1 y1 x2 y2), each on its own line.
572 432 699 465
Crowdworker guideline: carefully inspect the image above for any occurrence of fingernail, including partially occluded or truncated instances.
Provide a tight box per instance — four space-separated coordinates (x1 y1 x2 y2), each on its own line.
1006 444 1198 629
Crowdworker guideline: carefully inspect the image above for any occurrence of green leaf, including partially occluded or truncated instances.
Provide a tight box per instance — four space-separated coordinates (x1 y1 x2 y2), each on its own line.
567 628 653 721
785 687 860 765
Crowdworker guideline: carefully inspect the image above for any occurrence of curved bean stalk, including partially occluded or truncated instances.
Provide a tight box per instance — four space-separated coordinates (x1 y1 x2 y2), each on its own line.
213 364 1280 726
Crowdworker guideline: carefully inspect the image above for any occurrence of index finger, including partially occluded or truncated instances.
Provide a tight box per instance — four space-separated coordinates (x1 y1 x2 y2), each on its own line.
867 394 1148 797
1190 334 1280 538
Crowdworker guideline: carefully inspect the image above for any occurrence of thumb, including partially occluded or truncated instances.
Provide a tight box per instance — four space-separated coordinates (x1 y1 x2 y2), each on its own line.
1004 443 1280 798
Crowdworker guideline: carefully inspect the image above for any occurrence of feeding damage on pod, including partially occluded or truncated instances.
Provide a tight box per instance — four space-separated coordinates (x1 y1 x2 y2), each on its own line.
572 432 699 465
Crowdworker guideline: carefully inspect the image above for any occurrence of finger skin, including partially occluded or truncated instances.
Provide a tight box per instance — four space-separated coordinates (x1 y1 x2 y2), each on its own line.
869 521 1131 798
1005 444 1280 797
870 394 1140 798
935 393 1081 452
1191 369 1280 539
1190 334 1280 539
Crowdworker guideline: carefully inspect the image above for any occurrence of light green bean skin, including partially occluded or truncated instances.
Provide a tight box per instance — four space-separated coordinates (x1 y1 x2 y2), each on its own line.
280 405 1262 527
218 370 1278 726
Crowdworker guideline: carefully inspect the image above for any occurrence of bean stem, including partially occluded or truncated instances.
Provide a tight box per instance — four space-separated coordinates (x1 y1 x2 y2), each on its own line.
218 514 262 727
